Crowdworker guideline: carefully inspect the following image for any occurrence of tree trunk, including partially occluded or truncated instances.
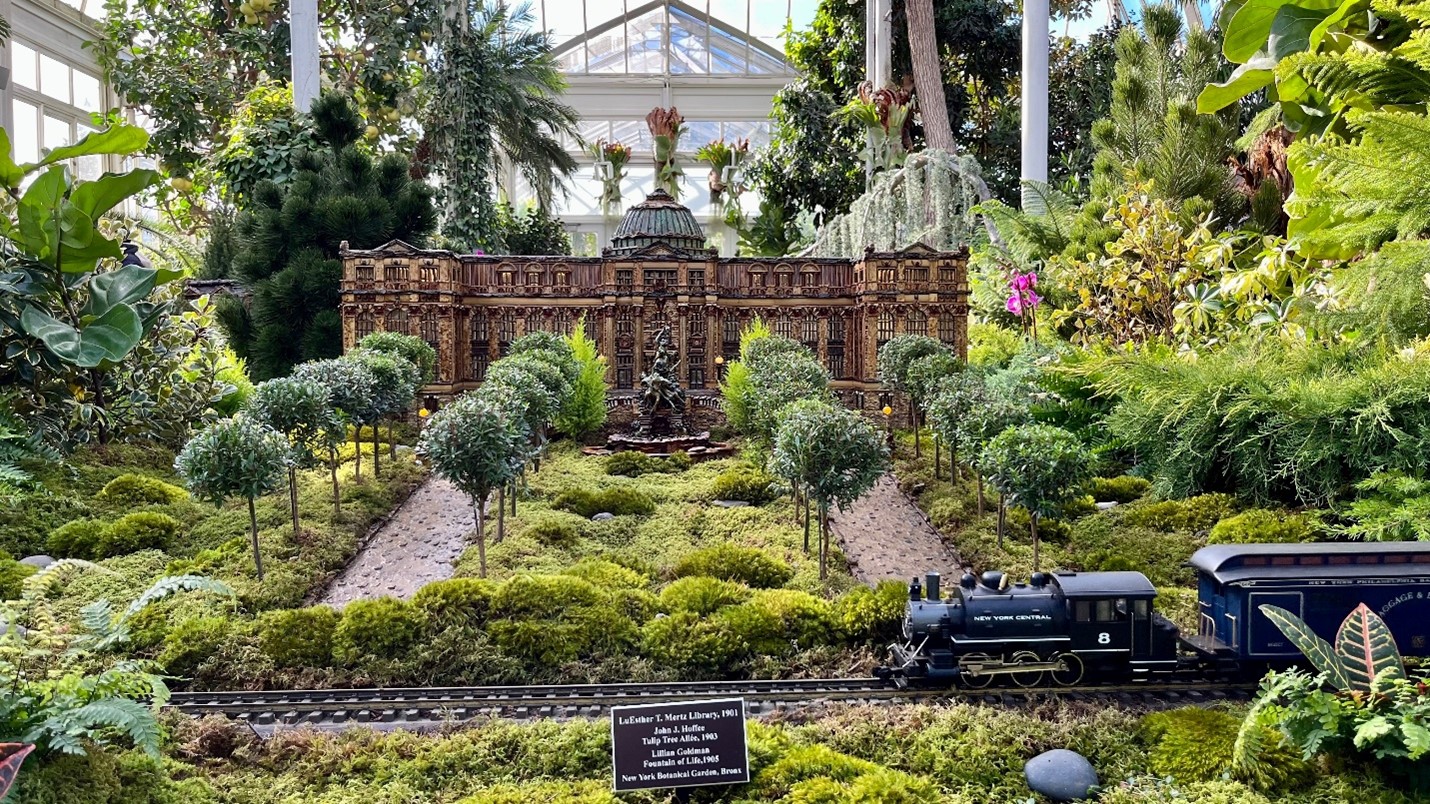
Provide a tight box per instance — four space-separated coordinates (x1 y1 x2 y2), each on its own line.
906 0 957 153
511 478 518 516
803 494 811 552
950 446 958 482
934 437 941 480
497 485 506 542
352 430 362 479
288 467 300 537
330 449 341 516
997 499 1006 548
1032 513 1041 572
389 419 398 460
474 498 487 578
977 473 985 516
818 502 829 580
913 408 921 458
248 496 265 581
372 423 382 478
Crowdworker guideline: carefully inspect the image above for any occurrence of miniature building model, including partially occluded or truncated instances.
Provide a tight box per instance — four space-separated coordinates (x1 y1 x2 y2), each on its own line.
339 190 969 411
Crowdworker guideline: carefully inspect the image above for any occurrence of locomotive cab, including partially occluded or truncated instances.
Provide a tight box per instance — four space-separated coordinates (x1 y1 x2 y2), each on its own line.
1054 571 1179 676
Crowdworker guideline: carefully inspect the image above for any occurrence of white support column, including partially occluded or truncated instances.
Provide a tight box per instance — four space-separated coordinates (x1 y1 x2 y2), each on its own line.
1020 0 1050 210
291 0 320 112
864 0 892 182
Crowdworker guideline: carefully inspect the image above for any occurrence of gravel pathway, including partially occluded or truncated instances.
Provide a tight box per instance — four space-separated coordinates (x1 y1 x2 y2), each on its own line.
828 473 964 584
319 476 475 607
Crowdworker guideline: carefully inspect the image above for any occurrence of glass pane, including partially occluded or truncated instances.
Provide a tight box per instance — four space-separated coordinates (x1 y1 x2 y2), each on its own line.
44 116 73 153
12 101 40 164
626 10 665 73
75 126 102 180
586 22 628 73
11 42 37 90
684 121 720 149
610 119 651 151
40 54 71 105
73 71 102 111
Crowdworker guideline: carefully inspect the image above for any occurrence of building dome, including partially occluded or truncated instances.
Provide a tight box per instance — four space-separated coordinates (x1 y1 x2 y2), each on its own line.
605 189 713 256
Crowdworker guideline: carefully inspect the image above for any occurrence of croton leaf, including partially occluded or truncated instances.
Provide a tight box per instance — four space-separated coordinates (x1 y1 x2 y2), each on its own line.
84 264 159 318
1260 604 1350 688
0 743 35 801
1335 603 1405 691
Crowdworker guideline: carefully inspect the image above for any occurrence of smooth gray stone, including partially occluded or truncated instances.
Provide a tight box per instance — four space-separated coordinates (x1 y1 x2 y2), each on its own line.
19 555 54 568
1094 501 1120 510
1025 749 1099 801
712 500 751 508
591 512 616 521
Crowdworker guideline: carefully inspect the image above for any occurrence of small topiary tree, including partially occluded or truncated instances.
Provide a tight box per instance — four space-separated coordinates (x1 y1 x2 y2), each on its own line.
877 334 950 455
293 357 380 483
981 423 1092 571
345 351 419 479
926 371 986 481
956 379 1029 519
356 331 438 458
246 376 344 535
176 416 289 580
769 399 889 579
904 349 961 460
746 352 832 445
507 330 579 384
554 316 608 439
418 393 527 577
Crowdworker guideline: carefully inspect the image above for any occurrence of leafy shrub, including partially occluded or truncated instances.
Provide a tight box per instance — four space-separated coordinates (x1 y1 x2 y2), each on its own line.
159 615 234 676
672 544 794 589
257 606 339 668
1090 475 1151 503
835 580 908 642
1141 707 1240 783
46 519 110 559
605 451 651 476
716 589 838 655
1124 493 1237 532
552 486 656 518
710 466 777 503
99 512 182 557
95 473 188 508
640 611 745 674
1208 509 1314 544
411 578 496 629
659 576 752 615
332 597 424 666
520 510 584 546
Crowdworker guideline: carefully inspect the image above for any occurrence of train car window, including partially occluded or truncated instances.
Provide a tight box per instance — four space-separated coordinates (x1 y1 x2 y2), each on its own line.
1299 556 1325 565
1384 555 1409 564
1133 600 1149 619
1074 601 1093 622
1272 557 1295 566
1096 600 1115 621
1242 557 1269 566
1413 554 1430 564
1330 555 1352 565
1355 555 1380 564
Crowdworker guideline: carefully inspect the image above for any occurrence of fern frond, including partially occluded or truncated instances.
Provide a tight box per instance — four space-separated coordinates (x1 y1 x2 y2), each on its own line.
21 560 108 600
120 575 234 622
70 698 163 757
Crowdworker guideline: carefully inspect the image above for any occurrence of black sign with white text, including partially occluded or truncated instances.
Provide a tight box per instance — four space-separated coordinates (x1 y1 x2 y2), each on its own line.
610 698 750 792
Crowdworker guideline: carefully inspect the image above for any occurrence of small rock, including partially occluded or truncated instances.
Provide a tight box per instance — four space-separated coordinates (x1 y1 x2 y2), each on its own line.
1025 749 1099 802
712 500 751 508
591 512 616 521
19 555 54 569
1095 501 1120 511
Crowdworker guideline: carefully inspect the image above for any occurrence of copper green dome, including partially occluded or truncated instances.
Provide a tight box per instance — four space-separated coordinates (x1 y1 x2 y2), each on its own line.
605 189 713 257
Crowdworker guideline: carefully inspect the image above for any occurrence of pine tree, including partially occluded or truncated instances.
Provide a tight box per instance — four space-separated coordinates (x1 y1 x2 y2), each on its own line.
216 93 436 380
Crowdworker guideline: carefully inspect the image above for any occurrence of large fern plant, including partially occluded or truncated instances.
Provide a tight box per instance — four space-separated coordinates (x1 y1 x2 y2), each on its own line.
0 562 231 758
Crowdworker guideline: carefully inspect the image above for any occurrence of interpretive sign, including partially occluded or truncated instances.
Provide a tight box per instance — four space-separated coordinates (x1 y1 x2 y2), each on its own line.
610 698 750 792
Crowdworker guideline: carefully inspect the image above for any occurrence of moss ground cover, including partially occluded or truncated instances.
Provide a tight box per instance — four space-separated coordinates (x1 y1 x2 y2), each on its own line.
13 703 1419 803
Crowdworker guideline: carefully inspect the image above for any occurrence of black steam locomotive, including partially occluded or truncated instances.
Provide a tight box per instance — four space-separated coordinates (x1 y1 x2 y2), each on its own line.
878 542 1430 687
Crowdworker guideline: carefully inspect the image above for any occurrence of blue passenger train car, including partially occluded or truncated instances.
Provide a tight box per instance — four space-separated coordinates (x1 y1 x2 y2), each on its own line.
1183 542 1430 663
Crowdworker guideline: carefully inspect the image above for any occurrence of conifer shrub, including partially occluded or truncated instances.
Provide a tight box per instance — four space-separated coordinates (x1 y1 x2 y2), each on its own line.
1123 493 1237 532
410 578 496 630
551 487 656 518
710 466 777 503
835 580 909 642
257 606 340 668
1141 707 1240 783
46 519 110 559
159 615 235 676
94 474 189 508
658 576 752 615
99 512 182 557
672 544 794 589
1208 509 1314 544
332 597 423 667
639 611 745 674
1090 475 1151 503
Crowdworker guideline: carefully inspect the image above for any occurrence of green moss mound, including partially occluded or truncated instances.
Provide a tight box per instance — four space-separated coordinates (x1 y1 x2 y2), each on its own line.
659 575 752 614
1141 707 1240 783
258 606 340 668
711 465 778 503
333 597 423 667
1090 475 1151 503
1208 509 1314 544
551 486 656 518
673 544 794 589
95 473 188 508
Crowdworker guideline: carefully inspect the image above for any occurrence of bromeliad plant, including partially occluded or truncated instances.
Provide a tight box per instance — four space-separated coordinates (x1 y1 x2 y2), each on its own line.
1238 604 1430 786
646 107 686 200
695 138 750 217
0 123 167 445
839 82 914 174
588 140 631 216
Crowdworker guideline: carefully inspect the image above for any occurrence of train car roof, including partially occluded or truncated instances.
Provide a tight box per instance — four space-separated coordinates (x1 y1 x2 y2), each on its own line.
1190 542 1430 584
1051 571 1156 597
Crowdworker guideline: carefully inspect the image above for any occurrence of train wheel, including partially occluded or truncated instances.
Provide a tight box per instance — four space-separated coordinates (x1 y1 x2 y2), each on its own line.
1009 650 1044 687
1050 653 1084 687
959 653 994 689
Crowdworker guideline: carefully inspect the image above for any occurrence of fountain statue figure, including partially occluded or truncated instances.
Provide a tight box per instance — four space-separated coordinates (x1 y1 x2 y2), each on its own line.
635 326 687 436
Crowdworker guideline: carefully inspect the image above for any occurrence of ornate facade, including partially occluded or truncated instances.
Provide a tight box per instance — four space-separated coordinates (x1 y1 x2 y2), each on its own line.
339 191 969 411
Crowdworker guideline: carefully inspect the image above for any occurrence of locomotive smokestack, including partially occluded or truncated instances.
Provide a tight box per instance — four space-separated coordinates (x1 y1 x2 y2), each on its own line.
909 577 922 601
925 572 941 601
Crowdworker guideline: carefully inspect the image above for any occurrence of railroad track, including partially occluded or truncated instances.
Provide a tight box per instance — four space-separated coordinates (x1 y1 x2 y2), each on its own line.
169 677 1258 733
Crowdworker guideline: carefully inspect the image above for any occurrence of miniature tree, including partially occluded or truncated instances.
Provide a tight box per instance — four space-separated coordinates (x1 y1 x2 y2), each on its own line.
418 393 527 578
293 357 380 486
926 371 987 481
508 330 579 383
769 399 889 579
746 351 832 445
956 382 1030 521
176 416 289 580
554 316 608 438
245 377 344 535
344 351 419 479
981 423 1092 571
357 332 437 457
484 354 570 468
905 350 963 464
877 335 953 456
